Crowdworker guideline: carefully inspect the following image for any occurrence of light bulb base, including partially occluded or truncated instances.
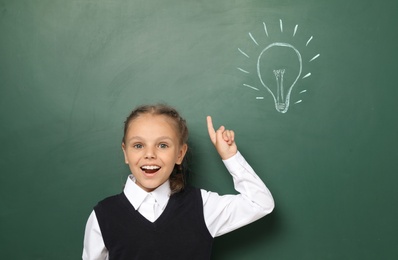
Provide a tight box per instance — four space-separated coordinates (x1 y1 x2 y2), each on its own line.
276 103 288 113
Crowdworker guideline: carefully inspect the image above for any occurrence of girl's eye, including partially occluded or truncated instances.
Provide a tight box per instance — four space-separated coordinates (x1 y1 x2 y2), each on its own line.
158 143 169 149
133 144 143 149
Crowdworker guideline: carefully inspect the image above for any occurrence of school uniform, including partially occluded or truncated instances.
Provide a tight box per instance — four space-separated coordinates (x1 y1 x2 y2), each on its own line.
83 151 274 260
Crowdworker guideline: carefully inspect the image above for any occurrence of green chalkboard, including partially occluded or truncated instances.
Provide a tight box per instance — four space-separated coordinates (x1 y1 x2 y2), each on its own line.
1 0 397 259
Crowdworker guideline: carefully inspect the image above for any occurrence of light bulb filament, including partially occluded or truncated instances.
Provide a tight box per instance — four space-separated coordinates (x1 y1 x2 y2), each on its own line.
273 69 285 102
273 69 286 111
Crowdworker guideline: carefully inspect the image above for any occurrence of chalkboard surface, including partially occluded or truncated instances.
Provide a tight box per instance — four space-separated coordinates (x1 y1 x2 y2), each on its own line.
1 0 397 259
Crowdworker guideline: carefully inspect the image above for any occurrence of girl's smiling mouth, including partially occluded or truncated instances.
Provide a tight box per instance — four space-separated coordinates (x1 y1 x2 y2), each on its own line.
141 165 161 174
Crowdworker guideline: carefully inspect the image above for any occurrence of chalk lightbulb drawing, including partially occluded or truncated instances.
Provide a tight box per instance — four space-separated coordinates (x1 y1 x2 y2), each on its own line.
237 19 320 113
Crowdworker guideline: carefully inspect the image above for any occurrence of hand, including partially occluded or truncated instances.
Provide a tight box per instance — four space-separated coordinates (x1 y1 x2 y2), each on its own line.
206 116 237 160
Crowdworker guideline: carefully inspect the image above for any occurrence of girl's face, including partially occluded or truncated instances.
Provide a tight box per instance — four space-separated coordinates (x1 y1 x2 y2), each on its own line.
122 114 188 192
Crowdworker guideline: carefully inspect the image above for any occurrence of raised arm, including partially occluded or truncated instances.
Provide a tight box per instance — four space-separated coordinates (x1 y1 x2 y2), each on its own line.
203 116 274 237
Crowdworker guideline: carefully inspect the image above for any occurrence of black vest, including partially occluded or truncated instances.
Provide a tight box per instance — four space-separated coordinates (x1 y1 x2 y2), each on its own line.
94 186 213 260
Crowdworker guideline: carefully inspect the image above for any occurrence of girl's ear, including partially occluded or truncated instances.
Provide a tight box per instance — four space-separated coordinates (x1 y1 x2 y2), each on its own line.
121 143 129 164
176 144 188 165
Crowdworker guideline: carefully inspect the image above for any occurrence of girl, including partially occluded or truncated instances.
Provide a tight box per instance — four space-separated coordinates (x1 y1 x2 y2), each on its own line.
83 104 274 259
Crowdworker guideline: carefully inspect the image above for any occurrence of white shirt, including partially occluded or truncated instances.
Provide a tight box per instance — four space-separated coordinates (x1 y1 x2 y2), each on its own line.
82 151 274 260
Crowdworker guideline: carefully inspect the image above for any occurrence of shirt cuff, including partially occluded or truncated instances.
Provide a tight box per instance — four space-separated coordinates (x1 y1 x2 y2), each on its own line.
222 151 255 176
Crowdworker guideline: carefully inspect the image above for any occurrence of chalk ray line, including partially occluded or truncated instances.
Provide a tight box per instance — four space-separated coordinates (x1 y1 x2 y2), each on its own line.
263 22 269 37
243 84 259 91
238 48 250 58
237 67 250 74
293 24 298 36
249 32 259 46
306 36 313 46
310 54 320 62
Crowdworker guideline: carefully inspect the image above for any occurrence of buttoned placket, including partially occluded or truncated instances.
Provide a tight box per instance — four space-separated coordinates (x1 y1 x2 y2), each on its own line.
139 193 160 222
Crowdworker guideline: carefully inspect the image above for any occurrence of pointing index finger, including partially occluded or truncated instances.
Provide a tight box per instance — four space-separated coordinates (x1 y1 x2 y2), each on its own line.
206 116 216 143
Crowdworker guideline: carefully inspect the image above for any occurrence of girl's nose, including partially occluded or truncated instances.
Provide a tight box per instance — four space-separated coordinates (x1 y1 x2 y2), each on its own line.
144 148 156 159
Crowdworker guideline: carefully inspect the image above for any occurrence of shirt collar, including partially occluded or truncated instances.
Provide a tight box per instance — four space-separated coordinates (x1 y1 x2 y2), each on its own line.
123 175 171 211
